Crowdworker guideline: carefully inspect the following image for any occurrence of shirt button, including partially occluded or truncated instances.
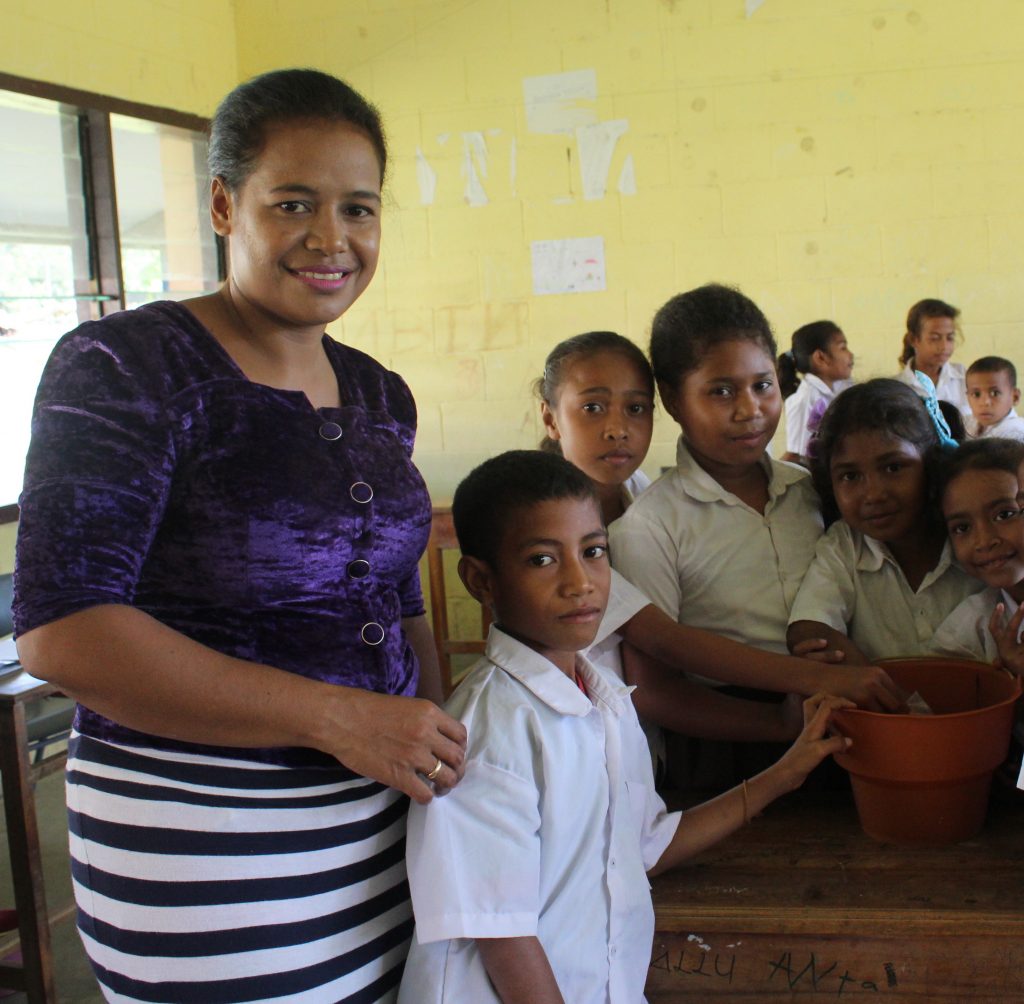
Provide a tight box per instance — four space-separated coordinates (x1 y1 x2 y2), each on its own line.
610 858 616 868
361 622 385 646
350 481 374 504
319 421 343 441
610 946 617 957
348 559 371 579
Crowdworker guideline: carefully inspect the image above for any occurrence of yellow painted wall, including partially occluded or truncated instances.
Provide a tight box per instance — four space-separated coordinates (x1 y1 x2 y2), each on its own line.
6 0 1024 583
236 0 1024 498
4 0 237 117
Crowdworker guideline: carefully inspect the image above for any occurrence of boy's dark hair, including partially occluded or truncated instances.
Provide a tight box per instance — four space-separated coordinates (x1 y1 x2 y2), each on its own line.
966 355 1018 388
778 320 842 399
899 298 961 366
649 283 776 391
936 437 1024 507
535 331 654 454
209 68 387 191
811 378 941 523
452 450 598 567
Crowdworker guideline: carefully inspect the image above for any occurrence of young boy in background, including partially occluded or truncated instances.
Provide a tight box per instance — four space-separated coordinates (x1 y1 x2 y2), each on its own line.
398 450 851 1004
965 357 1024 443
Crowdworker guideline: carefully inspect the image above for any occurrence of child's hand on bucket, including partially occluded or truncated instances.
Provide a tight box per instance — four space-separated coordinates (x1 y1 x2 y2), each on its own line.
772 693 854 794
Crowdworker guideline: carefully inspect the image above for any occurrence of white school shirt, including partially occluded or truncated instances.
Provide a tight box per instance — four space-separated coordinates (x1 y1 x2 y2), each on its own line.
784 375 852 457
965 410 1024 443
788 521 982 662
586 476 656 685
623 468 652 506
608 437 823 677
588 569 665 764
587 568 651 681
897 360 970 416
932 587 1021 663
399 626 681 1004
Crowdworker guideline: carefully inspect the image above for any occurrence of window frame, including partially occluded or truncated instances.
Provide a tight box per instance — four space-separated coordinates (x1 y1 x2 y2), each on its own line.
0 72 218 524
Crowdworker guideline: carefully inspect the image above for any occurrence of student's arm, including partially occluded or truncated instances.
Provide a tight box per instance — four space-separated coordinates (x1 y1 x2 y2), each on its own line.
619 604 903 711
787 619 871 666
621 644 801 741
784 524 880 671
648 694 852 876
477 937 564 1004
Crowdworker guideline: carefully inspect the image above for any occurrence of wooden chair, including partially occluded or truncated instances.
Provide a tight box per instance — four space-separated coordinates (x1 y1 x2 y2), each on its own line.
426 506 489 697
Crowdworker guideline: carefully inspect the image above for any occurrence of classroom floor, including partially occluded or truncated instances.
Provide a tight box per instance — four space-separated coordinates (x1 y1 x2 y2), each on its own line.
0 767 103 1002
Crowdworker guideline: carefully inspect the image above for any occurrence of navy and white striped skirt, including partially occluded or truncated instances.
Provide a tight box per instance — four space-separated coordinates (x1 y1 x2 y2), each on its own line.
66 733 412 1003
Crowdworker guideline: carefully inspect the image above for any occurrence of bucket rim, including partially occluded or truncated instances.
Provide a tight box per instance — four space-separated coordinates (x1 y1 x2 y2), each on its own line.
832 657 1021 721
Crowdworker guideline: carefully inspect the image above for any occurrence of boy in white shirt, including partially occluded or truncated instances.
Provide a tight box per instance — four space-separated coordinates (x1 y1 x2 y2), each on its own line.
964 356 1024 443
399 450 851 1004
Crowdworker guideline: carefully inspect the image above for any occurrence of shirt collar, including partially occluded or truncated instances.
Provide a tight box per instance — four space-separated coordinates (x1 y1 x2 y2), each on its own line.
991 412 1023 433
673 435 805 505
854 530 956 586
484 624 631 718
802 373 834 397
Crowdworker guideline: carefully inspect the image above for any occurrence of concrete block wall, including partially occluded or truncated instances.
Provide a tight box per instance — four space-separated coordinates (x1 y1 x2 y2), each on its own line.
7 0 1024 591
232 0 1024 493
4 0 237 118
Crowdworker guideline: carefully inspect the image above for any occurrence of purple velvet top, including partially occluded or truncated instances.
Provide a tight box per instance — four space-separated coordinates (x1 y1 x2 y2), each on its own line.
14 301 431 768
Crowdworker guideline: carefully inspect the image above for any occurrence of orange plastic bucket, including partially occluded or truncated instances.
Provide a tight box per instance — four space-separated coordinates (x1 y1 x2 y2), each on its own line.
833 658 1021 845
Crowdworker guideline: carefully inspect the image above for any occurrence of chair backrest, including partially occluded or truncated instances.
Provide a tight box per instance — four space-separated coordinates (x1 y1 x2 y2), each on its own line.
426 506 489 697
0 573 13 637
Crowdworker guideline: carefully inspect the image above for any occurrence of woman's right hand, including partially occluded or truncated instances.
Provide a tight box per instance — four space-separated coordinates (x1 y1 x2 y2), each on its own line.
18 605 468 806
320 689 468 804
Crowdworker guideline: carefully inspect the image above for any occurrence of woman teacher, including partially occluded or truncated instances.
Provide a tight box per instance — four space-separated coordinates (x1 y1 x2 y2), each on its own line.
14 69 465 1002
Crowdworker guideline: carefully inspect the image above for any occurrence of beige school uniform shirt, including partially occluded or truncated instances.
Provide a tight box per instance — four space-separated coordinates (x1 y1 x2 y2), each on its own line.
609 437 823 683
788 522 982 662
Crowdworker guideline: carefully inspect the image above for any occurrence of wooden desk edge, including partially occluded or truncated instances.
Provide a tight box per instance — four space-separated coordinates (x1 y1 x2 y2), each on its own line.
0 667 60 704
655 903 1024 938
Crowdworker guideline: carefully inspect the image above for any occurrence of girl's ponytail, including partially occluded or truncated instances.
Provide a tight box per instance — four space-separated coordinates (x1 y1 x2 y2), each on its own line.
898 330 916 367
777 351 800 399
782 320 842 399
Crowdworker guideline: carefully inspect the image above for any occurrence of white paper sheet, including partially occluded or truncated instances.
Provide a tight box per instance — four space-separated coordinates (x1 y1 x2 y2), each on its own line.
575 119 629 201
523 69 598 135
531 237 606 296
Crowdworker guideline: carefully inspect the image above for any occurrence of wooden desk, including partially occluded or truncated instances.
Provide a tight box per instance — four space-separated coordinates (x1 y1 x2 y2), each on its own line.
0 667 69 1003
649 791 1024 1002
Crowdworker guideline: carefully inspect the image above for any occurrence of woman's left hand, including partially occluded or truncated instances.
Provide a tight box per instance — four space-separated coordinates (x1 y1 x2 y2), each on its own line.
316 688 468 804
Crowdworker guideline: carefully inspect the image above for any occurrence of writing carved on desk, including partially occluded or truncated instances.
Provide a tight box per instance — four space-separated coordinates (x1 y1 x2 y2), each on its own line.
650 944 735 984
651 942 893 996
768 950 883 995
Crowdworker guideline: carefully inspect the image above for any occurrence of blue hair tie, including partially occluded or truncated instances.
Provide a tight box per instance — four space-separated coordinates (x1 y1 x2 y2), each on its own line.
913 371 959 450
